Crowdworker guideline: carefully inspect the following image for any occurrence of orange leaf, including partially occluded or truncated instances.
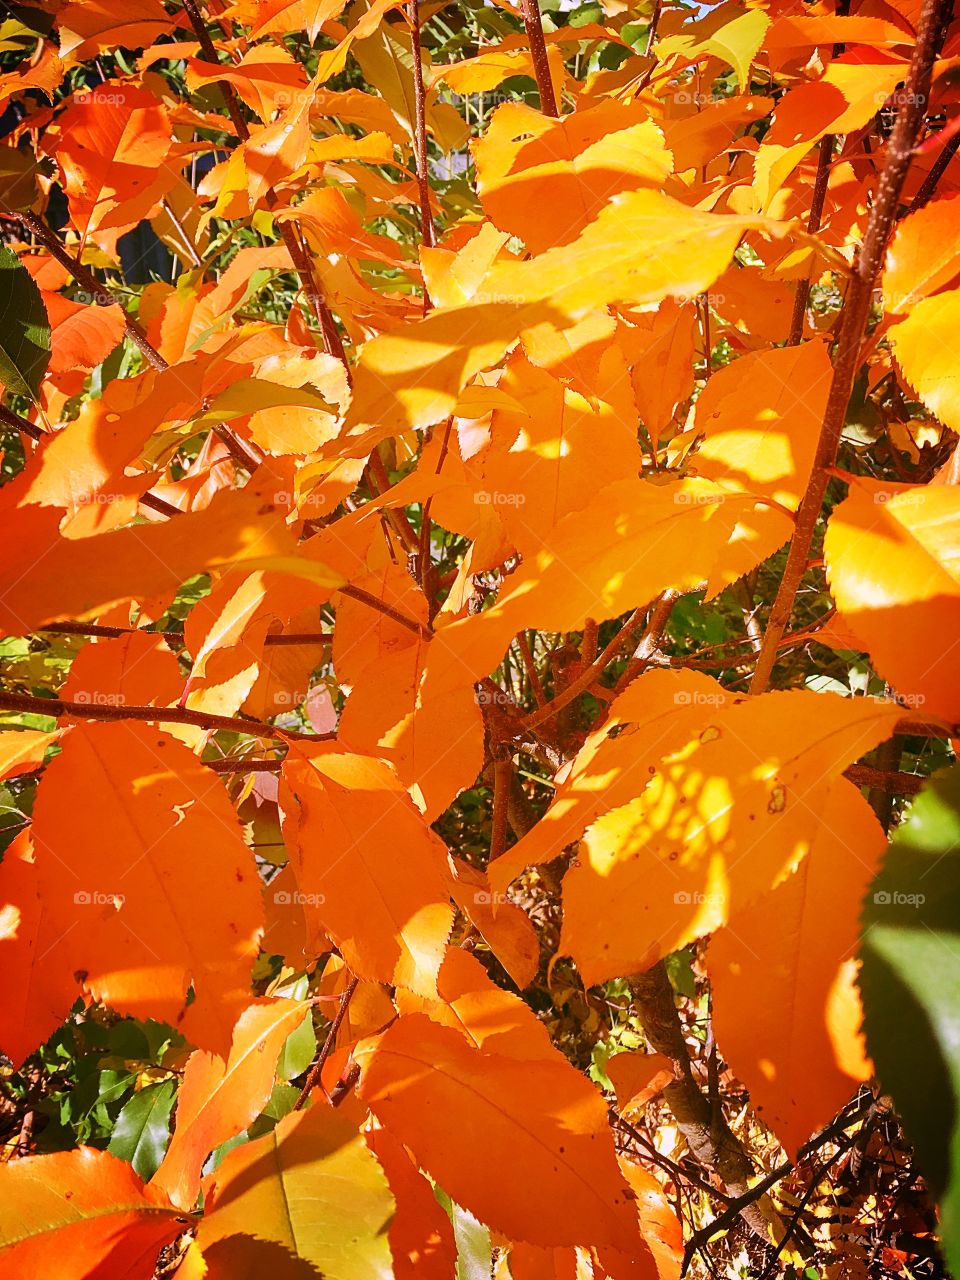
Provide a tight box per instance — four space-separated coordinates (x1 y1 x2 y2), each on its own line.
607 1052 675 1117
475 100 672 253
367 1126 458 1280
541 680 900 982
280 745 454 993
30 721 263 1051
709 781 881 1153
356 1012 643 1252
0 1147 181 1277
153 997 311 1210
824 478 960 722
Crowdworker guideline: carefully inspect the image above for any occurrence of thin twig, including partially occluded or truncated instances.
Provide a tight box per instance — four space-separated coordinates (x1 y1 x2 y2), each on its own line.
408 0 436 281
6 211 166 372
295 976 361 1109
751 0 950 693
524 608 646 729
179 0 348 365
338 583 430 638
0 690 329 741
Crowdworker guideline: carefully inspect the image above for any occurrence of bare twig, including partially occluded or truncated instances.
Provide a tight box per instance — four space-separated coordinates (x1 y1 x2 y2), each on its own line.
0 690 329 741
295 976 361 1109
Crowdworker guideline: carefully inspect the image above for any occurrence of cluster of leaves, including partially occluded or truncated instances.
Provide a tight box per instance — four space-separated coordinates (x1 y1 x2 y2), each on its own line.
0 0 959 1277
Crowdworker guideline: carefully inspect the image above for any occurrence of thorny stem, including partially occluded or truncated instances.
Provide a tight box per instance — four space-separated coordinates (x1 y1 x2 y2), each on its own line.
750 0 951 694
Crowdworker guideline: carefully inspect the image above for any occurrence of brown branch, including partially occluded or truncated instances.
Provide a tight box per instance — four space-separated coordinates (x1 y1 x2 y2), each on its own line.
845 761 923 796
490 748 512 861
206 757 284 773
524 608 646 729
364 448 421 554
0 690 329 741
614 589 680 693
6 211 264 472
519 0 558 117
38 621 331 645
338 583 430 638
516 631 546 707
0 409 194 518
632 961 788 1243
788 0 849 346
295 976 360 1109
179 0 348 366
788 135 835 345
0 403 44 441
408 0 436 281
910 127 960 210
6 211 167 373
750 0 950 694
680 1091 873 1275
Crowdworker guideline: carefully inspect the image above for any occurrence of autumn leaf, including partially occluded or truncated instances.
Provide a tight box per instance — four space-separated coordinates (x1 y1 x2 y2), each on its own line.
824 478 960 723
190 1101 395 1279
356 1012 644 1252
0 1147 182 1277
709 781 882 1153
153 998 311 1210
280 745 455 993
30 721 264 1052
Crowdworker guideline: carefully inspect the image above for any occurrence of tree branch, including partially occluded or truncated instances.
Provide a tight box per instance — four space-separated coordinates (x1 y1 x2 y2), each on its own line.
519 0 558 117
0 690 328 741
751 0 951 693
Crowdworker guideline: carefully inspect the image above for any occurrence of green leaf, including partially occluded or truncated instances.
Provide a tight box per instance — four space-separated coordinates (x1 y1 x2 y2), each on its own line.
108 1080 177 1180
435 1188 493 1280
0 245 50 401
859 761 960 1276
